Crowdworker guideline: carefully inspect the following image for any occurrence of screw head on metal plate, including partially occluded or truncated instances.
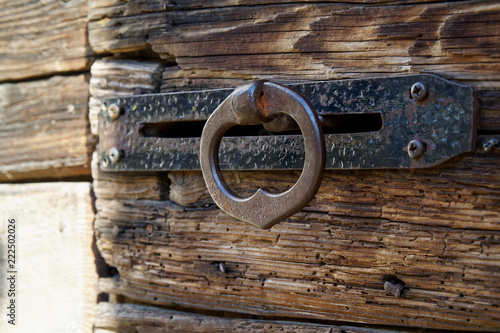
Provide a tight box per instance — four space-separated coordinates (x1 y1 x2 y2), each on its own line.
107 103 122 120
407 139 426 159
108 147 123 165
410 82 428 102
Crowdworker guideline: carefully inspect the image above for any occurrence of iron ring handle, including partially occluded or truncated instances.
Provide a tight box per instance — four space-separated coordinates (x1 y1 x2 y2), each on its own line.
200 81 325 229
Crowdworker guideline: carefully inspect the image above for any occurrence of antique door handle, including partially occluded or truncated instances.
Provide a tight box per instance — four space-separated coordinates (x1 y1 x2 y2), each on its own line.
200 81 325 229
99 75 476 228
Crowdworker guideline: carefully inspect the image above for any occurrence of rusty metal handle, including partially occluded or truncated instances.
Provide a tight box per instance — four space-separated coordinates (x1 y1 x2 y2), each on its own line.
200 81 325 229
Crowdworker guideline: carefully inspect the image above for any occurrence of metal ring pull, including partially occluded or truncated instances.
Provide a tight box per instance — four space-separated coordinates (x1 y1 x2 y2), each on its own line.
200 81 325 229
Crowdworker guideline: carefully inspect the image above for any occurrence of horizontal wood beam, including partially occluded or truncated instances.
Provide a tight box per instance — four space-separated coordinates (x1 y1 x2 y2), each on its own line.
0 75 95 182
0 0 92 82
88 1 500 132
95 302 413 333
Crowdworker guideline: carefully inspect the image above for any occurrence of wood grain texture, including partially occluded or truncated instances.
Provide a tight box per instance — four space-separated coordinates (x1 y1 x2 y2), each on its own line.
88 0 500 132
0 0 92 82
89 58 164 135
91 152 168 201
0 75 94 182
90 0 500 74
88 0 444 23
94 139 500 331
95 302 413 333
0 183 97 332
89 0 500 331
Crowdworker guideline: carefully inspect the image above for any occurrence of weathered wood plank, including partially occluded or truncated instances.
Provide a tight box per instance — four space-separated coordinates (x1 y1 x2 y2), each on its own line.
0 0 91 82
480 90 500 132
91 152 168 201
160 66 249 93
94 139 500 331
89 1 500 330
0 75 94 182
89 1 500 78
89 58 165 135
88 0 444 23
0 183 97 332
89 1 500 132
95 302 412 333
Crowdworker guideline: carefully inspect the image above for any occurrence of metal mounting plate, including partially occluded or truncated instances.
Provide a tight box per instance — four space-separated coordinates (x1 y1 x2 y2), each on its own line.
99 75 475 171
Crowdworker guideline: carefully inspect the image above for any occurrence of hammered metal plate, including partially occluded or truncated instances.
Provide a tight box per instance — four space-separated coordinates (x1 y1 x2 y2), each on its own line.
99 75 475 171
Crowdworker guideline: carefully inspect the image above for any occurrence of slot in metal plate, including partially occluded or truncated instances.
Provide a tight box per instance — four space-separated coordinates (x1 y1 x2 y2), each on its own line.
99 75 475 171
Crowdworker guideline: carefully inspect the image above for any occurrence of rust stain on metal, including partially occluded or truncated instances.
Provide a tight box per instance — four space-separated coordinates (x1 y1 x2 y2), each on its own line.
199 81 325 229
98 75 476 171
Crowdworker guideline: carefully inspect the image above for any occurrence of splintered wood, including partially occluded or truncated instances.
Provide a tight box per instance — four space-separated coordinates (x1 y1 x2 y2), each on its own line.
89 0 500 331
88 3 499 78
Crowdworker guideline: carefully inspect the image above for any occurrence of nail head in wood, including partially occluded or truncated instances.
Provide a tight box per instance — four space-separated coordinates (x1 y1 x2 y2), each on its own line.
483 138 499 152
112 225 120 237
384 281 405 297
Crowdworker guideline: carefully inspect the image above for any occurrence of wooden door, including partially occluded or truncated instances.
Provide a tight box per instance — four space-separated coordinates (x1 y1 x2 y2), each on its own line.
89 1 500 331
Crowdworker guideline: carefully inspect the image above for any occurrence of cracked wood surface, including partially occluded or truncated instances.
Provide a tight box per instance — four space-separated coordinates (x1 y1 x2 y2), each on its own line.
89 0 500 331
89 0 500 132
0 75 95 181
89 58 165 135
93 137 500 331
95 302 414 333
0 0 92 82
